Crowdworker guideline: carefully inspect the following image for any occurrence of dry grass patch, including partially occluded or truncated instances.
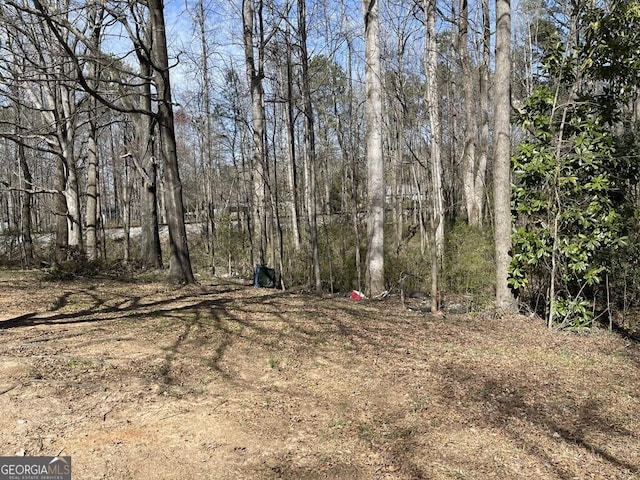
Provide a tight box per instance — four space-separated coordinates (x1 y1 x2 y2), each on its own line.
0 270 638 479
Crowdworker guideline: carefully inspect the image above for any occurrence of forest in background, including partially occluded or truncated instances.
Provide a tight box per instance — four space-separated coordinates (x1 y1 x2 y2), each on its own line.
0 0 639 330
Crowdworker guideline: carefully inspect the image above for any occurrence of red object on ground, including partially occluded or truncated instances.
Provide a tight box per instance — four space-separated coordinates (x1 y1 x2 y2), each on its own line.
350 290 366 301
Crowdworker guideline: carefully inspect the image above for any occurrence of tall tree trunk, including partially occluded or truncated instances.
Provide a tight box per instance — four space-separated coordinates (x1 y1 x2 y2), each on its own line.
283 43 301 249
362 0 385 297
134 44 163 270
425 0 444 311
336 38 363 292
63 157 83 253
85 4 104 261
299 0 322 292
13 81 34 268
389 69 405 252
86 118 99 261
477 0 490 226
196 0 217 275
493 0 516 310
459 0 482 226
243 0 268 267
122 154 131 263
148 0 195 284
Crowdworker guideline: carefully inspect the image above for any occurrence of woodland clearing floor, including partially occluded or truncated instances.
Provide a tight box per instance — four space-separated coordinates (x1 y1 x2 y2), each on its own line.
0 270 639 480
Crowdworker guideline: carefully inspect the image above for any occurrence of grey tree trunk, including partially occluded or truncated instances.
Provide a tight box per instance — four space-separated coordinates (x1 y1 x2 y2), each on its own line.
86 118 99 261
243 0 268 267
299 0 322 292
54 157 67 261
85 4 104 261
134 46 163 270
195 0 217 275
282 42 301 250
477 0 491 227
425 0 444 311
362 0 385 297
493 0 517 310
459 0 482 226
13 80 34 268
148 0 195 284
122 155 131 264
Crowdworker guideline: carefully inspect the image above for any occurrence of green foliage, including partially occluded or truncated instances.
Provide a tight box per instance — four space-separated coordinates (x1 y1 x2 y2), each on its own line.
511 89 630 326
510 0 640 328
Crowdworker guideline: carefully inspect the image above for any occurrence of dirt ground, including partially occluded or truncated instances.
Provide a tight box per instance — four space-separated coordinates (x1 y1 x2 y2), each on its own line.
0 270 639 479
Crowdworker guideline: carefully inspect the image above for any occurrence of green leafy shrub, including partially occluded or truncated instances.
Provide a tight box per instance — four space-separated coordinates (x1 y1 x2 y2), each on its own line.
510 86 632 328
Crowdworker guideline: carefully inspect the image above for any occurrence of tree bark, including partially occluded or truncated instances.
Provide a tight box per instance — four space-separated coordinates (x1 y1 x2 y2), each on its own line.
54 156 68 262
13 79 34 268
459 0 482 226
282 41 301 250
425 0 444 311
17 141 34 268
243 0 268 267
85 4 104 262
133 36 163 270
148 0 195 284
493 0 517 310
86 118 99 261
362 0 385 297
195 0 217 276
477 0 490 227
299 0 322 292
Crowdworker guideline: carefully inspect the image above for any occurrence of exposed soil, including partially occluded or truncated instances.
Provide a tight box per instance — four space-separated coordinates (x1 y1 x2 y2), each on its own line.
0 270 639 479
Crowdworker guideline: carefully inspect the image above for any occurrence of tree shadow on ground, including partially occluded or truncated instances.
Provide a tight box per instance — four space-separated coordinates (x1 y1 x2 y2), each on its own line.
438 361 639 479
1 277 638 479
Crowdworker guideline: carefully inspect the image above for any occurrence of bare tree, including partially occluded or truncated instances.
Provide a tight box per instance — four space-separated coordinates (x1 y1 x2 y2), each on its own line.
243 0 268 268
148 0 195 283
85 2 105 261
493 0 516 310
191 0 217 275
298 0 322 292
281 10 301 250
477 0 490 227
424 0 444 312
458 0 484 226
362 0 385 297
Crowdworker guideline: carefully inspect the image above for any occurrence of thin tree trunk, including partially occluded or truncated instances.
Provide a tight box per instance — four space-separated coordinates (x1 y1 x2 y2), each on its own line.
85 4 104 261
196 0 217 275
122 155 131 263
476 0 491 227
243 0 268 267
425 0 444 311
86 118 99 261
283 43 301 249
13 79 34 268
459 0 481 226
299 0 322 292
17 141 34 268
